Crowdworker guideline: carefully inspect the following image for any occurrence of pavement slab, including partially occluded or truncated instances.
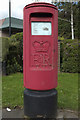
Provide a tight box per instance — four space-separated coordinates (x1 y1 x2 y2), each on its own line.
1 108 79 119
2 109 24 118
0 109 2 120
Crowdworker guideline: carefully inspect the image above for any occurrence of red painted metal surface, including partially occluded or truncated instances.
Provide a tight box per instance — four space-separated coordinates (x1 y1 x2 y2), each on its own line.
23 2 58 90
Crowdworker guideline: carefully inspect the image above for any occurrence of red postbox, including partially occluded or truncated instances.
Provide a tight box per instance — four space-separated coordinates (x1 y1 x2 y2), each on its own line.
23 2 58 118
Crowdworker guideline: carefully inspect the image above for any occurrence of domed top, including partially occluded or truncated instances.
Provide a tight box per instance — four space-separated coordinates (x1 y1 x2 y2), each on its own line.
24 2 58 10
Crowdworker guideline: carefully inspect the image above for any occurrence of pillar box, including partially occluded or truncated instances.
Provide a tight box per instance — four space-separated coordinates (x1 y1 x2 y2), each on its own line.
23 2 58 118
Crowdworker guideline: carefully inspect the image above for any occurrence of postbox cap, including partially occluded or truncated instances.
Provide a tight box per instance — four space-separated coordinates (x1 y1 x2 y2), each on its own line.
24 2 58 10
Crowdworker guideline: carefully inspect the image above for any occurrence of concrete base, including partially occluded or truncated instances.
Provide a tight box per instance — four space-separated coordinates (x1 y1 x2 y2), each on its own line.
24 88 57 118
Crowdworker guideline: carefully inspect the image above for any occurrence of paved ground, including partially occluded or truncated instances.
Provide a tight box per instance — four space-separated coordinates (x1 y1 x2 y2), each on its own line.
0 109 2 120
1 109 79 119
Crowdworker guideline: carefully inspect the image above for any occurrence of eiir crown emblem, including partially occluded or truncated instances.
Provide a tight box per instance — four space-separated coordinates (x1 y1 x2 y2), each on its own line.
33 41 50 52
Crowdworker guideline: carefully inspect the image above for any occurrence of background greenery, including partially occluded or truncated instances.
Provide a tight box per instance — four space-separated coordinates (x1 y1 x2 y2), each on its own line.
2 34 78 74
57 2 79 39
60 39 79 73
2 33 23 75
1 2 79 74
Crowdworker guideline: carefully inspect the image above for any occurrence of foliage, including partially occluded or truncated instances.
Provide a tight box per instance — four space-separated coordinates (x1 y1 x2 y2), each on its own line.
2 32 23 75
2 33 79 74
56 2 79 39
2 73 78 110
6 57 22 75
2 37 10 61
60 39 79 73
58 19 71 38
77 2 80 39
58 36 64 40
10 32 23 67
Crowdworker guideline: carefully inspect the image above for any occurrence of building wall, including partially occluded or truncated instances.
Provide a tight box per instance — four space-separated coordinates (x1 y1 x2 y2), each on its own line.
0 30 2 37
2 31 9 37
0 30 9 37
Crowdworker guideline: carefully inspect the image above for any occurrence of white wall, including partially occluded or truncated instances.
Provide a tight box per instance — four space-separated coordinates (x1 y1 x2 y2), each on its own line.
0 30 9 37
2 32 9 37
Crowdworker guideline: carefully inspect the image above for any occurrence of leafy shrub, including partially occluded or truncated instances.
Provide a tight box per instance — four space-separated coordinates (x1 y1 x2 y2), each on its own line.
58 19 71 39
2 33 79 74
1 37 10 75
6 57 22 75
2 37 10 61
58 36 64 41
61 39 79 73
2 32 23 75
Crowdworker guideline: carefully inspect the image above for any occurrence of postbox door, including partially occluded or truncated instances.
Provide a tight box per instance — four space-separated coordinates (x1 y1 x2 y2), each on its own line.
30 16 55 70
23 8 58 90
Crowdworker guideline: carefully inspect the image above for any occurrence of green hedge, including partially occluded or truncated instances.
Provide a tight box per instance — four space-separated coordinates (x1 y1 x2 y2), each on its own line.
2 33 79 74
2 32 23 75
2 37 10 75
60 39 79 73
2 37 10 61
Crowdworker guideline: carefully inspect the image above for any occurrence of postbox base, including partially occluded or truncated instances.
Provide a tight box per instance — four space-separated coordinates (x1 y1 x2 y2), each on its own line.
24 88 57 118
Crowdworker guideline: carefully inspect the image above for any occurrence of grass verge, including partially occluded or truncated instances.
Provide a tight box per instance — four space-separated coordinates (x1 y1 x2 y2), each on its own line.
57 73 78 110
2 72 78 110
2 73 24 108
